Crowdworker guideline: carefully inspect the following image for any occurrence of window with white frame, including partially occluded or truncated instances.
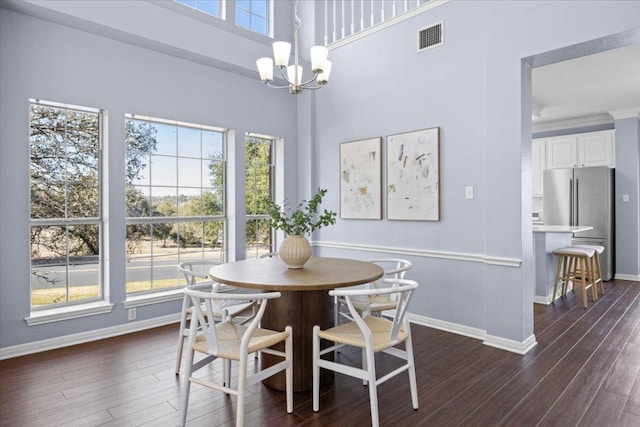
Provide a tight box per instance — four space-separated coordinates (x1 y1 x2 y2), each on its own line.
245 135 275 258
29 100 103 309
174 0 269 36
124 115 226 294
236 0 268 36
175 0 221 18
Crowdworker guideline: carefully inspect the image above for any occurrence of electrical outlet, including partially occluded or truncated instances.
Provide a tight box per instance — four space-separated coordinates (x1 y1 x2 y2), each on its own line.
623 194 629 202
465 186 474 199
128 307 137 321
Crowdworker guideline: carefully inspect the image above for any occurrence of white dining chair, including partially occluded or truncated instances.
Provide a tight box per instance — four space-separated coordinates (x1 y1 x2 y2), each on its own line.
180 284 293 427
334 258 412 325
175 260 256 375
314 278 419 427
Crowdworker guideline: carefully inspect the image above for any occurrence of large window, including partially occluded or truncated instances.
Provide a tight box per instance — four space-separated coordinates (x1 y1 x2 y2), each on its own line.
175 0 221 18
236 0 268 36
125 115 226 294
175 0 269 36
245 135 275 258
29 100 102 309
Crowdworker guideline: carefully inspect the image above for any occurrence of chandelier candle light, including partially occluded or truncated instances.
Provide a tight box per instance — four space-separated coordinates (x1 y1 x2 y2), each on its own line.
256 0 332 94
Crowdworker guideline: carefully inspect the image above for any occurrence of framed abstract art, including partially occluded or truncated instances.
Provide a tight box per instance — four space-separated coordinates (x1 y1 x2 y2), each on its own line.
339 137 382 219
386 127 440 221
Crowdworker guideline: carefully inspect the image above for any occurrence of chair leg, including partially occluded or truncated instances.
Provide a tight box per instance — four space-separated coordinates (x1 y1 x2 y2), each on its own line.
586 256 597 302
362 348 368 386
175 333 185 375
404 331 419 410
312 326 320 412
236 354 248 427
285 326 293 414
180 347 195 427
552 254 564 302
365 347 380 427
565 255 576 296
579 258 588 308
334 297 341 354
224 359 231 389
175 296 191 375
595 253 605 295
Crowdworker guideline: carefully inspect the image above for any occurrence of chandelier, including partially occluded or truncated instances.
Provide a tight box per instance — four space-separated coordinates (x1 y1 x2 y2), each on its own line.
256 1 332 94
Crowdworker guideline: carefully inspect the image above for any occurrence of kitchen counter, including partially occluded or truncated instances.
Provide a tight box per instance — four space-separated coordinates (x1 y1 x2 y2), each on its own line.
533 225 593 305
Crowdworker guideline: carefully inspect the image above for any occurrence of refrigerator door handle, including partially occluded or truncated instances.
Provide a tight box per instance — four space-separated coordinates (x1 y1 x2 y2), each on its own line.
569 178 573 226
575 178 579 225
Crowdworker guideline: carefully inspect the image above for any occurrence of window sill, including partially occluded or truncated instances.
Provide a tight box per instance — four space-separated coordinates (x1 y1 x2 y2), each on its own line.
25 301 115 326
123 289 184 309
123 284 237 309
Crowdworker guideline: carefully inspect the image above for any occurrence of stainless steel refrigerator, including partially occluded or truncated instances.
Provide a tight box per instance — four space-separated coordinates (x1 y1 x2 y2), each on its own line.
543 167 615 280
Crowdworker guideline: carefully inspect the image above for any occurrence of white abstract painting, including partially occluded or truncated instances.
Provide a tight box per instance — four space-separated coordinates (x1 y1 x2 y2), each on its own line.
340 137 382 219
387 127 440 221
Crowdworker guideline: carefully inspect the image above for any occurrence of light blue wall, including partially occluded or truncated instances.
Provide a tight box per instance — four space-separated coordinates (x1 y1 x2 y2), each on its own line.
0 8 298 348
614 117 640 278
1 1 639 353
311 0 640 344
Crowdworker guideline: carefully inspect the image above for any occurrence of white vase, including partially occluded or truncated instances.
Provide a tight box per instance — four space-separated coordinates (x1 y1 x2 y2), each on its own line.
279 235 312 269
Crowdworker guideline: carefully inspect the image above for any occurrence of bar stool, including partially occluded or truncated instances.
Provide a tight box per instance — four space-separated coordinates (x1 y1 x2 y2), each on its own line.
572 244 605 296
552 247 597 308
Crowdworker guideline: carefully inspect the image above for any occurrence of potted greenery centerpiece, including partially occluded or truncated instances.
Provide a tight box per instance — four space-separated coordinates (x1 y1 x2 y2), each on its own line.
266 188 337 269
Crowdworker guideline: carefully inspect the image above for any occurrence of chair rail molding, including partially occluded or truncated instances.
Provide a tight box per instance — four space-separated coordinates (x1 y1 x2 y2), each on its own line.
312 240 522 267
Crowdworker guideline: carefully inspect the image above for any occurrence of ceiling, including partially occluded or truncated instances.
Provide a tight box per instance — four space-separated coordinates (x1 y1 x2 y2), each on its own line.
532 43 640 127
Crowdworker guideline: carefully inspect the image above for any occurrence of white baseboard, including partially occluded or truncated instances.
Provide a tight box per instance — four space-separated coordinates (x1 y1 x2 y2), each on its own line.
534 295 552 305
409 312 537 355
409 313 487 341
3 308 542 359
615 273 640 281
534 292 564 305
483 334 538 355
0 313 180 360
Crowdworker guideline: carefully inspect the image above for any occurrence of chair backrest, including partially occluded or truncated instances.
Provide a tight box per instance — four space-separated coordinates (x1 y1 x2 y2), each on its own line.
367 258 412 300
369 258 412 281
330 278 418 344
185 284 280 355
178 260 222 286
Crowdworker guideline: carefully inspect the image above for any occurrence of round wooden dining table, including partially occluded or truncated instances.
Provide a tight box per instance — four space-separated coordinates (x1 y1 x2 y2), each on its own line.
209 256 384 392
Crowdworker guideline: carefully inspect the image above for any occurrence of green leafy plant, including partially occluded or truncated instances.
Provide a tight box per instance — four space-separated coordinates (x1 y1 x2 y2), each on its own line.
266 188 337 236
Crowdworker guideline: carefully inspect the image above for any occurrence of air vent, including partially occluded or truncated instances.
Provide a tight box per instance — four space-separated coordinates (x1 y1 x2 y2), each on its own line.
417 21 443 52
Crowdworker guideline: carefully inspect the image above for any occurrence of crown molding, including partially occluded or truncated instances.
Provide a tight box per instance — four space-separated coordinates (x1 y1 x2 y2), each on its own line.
532 114 613 133
609 107 640 120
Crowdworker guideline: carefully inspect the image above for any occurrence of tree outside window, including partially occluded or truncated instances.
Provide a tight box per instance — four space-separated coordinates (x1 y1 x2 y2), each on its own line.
125 116 226 294
245 135 274 258
29 101 103 308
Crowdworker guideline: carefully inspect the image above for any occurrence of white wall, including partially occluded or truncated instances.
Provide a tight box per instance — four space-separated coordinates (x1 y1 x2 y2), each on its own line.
311 0 640 348
0 7 299 349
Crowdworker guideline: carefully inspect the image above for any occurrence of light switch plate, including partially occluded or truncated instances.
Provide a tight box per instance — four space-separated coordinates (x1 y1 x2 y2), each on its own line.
465 186 474 199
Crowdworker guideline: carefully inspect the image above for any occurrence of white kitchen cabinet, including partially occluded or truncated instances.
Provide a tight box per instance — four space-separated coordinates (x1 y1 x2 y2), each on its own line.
579 130 615 167
532 138 545 197
546 135 578 169
545 130 615 169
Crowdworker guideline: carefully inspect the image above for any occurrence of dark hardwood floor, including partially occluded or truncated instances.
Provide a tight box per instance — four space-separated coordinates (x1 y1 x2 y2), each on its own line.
1 279 639 426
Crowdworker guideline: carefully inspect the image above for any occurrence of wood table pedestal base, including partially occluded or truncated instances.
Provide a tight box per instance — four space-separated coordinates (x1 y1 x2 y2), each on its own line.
260 289 335 392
